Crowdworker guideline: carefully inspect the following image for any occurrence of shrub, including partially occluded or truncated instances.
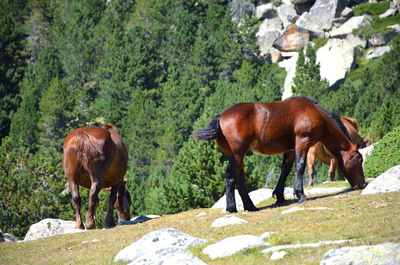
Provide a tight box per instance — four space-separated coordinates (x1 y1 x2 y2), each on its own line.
363 126 400 178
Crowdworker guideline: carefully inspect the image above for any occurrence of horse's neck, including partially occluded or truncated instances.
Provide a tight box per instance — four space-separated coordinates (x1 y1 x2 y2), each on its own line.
322 115 352 155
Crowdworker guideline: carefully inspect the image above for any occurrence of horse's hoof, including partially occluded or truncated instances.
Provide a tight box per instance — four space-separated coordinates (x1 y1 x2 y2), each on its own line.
274 199 289 207
245 206 259 212
76 223 84 230
298 195 307 203
226 207 238 213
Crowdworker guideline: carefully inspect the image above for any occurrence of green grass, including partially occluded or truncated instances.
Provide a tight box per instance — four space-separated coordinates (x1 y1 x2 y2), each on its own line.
353 1 390 17
1 182 399 265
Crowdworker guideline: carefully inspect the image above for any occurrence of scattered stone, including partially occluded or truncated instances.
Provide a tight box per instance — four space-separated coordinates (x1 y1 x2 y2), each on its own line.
82 239 100 244
366 46 391 59
211 216 248 228
116 215 160 227
196 212 207 217
257 28 281 56
260 232 276 240
129 248 208 265
24 218 85 241
361 165 400 195
281 206 332 215
341 7 353 17
320 242 400 265
263 239 354 254
270 250 288 260
330 15 372 37
368 31 397 47
114 228 207 263
203 235 271 260
316 38 354 86
275 24 310 52
387 24 400 32
269 47 282 63
3 233 18 242
284 186 348 199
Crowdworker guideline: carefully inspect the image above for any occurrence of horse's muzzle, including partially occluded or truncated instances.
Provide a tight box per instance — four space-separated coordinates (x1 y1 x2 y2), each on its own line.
352 178 367 190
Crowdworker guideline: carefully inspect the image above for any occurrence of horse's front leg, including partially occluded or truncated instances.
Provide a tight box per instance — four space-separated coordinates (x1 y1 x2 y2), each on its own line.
237 160 258 212
105 185 118 228
86 180 102 229
273 151 294 206
69 180 84 229
328 157 338 182
225 156 238 213
294 150 308 203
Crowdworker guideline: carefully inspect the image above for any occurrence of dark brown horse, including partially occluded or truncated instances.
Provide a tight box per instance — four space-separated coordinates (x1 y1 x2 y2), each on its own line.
195 97 366 212
306 116 370 187
63 123 130 229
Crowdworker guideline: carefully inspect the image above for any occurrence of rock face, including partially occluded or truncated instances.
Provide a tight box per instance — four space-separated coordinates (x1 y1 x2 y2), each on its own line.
316 38 354 86
24 218 85 241
203 235 270 260
320 242 400 265
275 24 310 52
114 228 207 263
361 165 400 195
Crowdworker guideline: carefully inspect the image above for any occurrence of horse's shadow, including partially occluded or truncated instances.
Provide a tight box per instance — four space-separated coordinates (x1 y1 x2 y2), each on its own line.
258 188 353 210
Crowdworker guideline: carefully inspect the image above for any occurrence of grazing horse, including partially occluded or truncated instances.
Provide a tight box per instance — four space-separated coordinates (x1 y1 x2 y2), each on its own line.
195 97 366 212
63 123 131 229
306 116 370 187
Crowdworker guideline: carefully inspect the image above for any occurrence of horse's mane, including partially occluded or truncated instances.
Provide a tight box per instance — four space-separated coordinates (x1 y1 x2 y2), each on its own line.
286 96 353 143
103 122 115 130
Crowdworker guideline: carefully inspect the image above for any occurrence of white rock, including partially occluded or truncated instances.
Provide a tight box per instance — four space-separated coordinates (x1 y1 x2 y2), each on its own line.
263 239 353 254
379 8 397 18
281 206 331 215
270 250 288 260
320 242 400 265
317 38 354 86
260 232 276 240
114 228 207 263
203 235 271 260
196 212 207 217
24 218 85 241
128 248 207 265
330 15 372 37
366 46 391 59
361 165 400 195
279 53 298 100
211 216 248 228
255 3 277 19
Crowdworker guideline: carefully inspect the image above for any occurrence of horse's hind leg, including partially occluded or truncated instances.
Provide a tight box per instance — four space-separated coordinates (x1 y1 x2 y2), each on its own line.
225 156 238 212
237 161 258 212
68 180 84 229
306 150 316 187
105 185 118 228
86 179 102 229
294 151 308 203
273 151 294 206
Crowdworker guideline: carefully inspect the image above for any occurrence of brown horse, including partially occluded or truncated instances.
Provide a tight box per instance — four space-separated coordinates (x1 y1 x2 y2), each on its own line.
63 123 130 229
306 116 370 187
195 97 366 212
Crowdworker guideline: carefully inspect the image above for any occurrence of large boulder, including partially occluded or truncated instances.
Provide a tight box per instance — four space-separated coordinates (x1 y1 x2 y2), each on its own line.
275 24 310 52
257 18 283 56
114 228 207 264
368 31 398 47
295 0 347 36
24 218 85 241
316 38 354 87
361 164 400 195
277 4 299 28
345 33 367 48
320 243 400 265
329 15 372 37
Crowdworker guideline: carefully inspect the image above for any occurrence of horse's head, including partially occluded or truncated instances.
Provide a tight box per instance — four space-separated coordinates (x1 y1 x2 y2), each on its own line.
115 181 131 222
341 146 366 190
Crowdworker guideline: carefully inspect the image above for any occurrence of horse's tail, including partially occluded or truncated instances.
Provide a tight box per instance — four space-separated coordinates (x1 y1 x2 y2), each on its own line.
75 131 101 174
194 115 222 140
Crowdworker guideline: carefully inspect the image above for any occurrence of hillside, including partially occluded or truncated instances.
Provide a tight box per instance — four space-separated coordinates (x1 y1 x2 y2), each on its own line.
1 0 400 243
1 182 399 264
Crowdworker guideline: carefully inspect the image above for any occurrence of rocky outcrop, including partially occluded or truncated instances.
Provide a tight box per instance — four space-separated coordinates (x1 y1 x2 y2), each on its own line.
361 164 400 195
275 24 310 52
316 38 354 86
329 15 372 37
257 18 282 56
24 218 85 241
320 242 400 265
114 228 207 264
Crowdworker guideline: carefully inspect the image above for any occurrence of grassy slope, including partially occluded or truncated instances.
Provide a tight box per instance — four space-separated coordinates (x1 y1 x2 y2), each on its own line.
1 182 399 265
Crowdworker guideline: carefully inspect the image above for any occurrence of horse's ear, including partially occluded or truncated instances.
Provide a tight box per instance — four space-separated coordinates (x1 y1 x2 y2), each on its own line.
103 122 115 129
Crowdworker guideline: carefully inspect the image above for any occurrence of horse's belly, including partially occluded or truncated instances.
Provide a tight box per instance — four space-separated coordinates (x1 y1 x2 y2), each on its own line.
251 139 293 155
